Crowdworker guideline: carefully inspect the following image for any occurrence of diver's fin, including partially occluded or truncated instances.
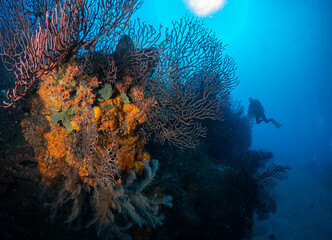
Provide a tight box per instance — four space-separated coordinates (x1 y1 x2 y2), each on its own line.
271 119 281 128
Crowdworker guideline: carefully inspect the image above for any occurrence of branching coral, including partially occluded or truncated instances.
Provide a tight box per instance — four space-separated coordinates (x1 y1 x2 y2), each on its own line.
0 0 144 107
2 1 239 239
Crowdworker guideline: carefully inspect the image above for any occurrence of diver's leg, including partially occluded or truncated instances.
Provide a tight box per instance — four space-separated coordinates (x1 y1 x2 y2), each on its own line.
270 118 282 128
261 114 269 123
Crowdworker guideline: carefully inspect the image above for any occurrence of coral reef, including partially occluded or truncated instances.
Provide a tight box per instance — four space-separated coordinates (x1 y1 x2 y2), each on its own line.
0 1 262 239
19 48 169 237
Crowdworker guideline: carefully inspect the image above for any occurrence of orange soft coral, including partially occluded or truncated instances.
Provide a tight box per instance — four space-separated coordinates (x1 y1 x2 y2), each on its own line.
123 103 147 131
116 134 147 173
22 60 156 187
44 125 70 159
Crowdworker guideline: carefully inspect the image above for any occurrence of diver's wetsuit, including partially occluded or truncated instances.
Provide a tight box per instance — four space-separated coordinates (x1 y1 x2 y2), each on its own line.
248 98 281 128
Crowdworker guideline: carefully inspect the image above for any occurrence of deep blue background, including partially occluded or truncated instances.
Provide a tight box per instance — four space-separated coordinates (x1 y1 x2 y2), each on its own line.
134 0 332 167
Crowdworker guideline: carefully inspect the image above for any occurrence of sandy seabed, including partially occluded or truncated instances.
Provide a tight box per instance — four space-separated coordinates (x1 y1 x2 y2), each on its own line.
251 166 332 240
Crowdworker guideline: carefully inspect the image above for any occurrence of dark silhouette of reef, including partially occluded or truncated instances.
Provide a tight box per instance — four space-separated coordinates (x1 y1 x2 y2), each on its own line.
0 99 290 240
144 101 290 240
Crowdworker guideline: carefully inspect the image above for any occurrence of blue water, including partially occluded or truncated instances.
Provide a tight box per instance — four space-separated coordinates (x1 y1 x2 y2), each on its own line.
134 0 332 167
134 0 332 239
0 1 331 239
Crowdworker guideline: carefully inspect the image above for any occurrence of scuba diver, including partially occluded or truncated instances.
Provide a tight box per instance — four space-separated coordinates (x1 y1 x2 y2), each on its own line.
247 97 281 128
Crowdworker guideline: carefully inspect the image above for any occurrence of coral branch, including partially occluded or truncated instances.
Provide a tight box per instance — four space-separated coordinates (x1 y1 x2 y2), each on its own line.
0 0 143 107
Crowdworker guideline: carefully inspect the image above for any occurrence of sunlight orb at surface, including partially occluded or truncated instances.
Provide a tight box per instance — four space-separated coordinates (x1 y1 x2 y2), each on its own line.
184 0 227 17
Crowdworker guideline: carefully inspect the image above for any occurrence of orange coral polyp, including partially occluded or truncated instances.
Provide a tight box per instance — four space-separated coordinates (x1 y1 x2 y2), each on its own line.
100 96 123 109
44 126 70 159
143 152 151 162
71 120 81 131
94 106 102 121
123 103 147 131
